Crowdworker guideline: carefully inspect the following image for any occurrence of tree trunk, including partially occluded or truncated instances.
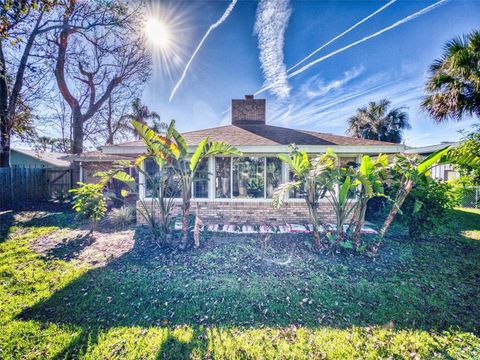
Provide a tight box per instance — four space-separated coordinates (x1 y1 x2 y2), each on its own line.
378 180 413 239
305 199 321 248
368 179 415 255
179 197 190 250
71 107 84 154
353 199 367 249
0 119 10 168
0 41 10 168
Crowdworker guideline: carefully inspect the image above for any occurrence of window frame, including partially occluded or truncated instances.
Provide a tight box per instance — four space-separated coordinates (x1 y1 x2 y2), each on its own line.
139 153 363 203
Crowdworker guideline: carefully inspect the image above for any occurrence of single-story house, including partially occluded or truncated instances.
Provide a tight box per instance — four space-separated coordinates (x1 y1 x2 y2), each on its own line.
405 142 459 181
72 95 405 224
10 148 70 169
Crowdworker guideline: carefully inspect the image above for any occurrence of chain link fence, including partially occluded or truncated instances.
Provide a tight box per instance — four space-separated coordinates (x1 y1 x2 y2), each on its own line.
458 186 480 208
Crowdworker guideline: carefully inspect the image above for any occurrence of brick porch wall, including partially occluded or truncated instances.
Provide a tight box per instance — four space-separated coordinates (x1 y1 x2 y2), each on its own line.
137 200 339 225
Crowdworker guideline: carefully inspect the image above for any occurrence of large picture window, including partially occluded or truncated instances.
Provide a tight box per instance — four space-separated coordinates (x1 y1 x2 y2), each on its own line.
233 157 265 198
193 159 208 198
214 157 283 199
144 158 160 198
266 158 282 198
215 157 231 198
144 158 181 198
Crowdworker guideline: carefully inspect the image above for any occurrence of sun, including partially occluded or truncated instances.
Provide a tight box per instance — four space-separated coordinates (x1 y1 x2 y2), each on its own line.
144 17 171 49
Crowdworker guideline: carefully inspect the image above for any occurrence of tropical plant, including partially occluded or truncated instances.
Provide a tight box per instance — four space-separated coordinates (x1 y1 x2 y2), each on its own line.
346 99 410 143
95 124 180 245
451 124 480 183
171 135 242 250
273 147 337 248
101 120 241 250
69 182 107 233
401 180 456 239
377 146 452 243
122 98 161 139
422 30 480 122
349 154 388 248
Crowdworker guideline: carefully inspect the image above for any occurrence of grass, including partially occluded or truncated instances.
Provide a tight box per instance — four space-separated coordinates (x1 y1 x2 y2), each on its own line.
0 207 479 359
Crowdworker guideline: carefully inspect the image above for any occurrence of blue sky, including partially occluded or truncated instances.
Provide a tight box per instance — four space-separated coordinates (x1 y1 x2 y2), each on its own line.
144 0 480 146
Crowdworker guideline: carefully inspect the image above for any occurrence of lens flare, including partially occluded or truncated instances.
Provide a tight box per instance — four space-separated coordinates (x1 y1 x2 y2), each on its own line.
145 17 171 49
142 2 191 81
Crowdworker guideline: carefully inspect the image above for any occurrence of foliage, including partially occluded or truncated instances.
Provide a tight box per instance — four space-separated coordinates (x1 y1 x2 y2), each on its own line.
99 120 241 249
274 147 336 247
108 205 136 228
377 146 452 243
0 209 479 358
422 30 480 122
451 124 480 183
346 99 410 143
69 182 107 232
450 175 479 207
132 119 242 249
275 148 388 251
121 98 162 139
401 179 457 239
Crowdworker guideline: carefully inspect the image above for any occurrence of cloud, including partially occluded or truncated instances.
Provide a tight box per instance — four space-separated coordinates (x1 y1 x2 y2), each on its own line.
302 65 365 98
254 0 292 99
256 0 448 96
266 66 423 133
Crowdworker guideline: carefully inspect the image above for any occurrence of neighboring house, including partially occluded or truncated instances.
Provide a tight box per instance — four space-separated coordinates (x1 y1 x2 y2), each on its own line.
405 142 459 181
71 95 405 224
10 148 70 169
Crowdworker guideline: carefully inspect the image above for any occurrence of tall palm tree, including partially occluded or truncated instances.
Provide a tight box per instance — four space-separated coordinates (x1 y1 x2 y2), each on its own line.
122 98 162 139
346 99 410 143
422 30 480 123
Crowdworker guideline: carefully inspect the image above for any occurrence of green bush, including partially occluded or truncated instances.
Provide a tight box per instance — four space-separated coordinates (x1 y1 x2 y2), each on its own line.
401 180 457 239
449 176 478 207
69 182 107 232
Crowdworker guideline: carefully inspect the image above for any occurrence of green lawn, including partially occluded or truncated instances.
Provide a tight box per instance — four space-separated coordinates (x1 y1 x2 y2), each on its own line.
0 207 479 359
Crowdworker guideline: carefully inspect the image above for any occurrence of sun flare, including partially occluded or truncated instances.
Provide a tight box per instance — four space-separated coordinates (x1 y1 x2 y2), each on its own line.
144 17 171 49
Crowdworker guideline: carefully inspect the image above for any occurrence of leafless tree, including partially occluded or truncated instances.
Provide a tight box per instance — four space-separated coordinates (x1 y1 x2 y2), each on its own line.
1 1 67 167
50 0 151 154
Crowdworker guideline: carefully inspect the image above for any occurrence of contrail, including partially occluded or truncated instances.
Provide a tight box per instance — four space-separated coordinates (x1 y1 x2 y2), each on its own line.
169 0 238 102
288 0 397 72
255 0 448 96
255 0 292 99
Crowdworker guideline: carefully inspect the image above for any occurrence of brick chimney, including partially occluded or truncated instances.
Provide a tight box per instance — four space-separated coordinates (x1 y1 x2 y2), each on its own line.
232 95 266 126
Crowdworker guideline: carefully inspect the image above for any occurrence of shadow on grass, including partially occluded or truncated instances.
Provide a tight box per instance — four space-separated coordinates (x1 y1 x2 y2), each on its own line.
44 232 96 261
0 210 15 243
13 208 480 357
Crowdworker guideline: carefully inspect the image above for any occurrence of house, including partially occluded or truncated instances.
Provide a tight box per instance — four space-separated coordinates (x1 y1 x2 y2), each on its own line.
73 95 405 224
405 142 459 181
10 148 70 169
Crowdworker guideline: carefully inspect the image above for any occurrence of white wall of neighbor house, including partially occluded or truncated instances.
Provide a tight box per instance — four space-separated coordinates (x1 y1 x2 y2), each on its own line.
429 163 459 182
138 153 362 202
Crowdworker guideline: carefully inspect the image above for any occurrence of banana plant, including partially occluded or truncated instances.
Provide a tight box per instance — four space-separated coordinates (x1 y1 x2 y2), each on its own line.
376 146 452 243
350 154 388 248
95 126 179 245
174 136 242 250
273 147 336 248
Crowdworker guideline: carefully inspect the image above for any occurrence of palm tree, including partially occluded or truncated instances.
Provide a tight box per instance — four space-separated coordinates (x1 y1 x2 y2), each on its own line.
122 98 162 139
422 30 480 123
346 99 410 143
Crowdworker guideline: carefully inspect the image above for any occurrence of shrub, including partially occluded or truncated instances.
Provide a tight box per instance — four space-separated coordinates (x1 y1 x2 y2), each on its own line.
450 176 478 207
108 205 135 228
69 182 107 233
401 180 456 239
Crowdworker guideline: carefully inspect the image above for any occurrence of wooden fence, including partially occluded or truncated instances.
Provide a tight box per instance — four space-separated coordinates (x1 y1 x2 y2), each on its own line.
0 167 72 209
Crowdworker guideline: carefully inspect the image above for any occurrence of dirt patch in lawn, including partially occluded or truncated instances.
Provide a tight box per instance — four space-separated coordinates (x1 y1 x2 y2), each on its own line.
31 227 136 267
